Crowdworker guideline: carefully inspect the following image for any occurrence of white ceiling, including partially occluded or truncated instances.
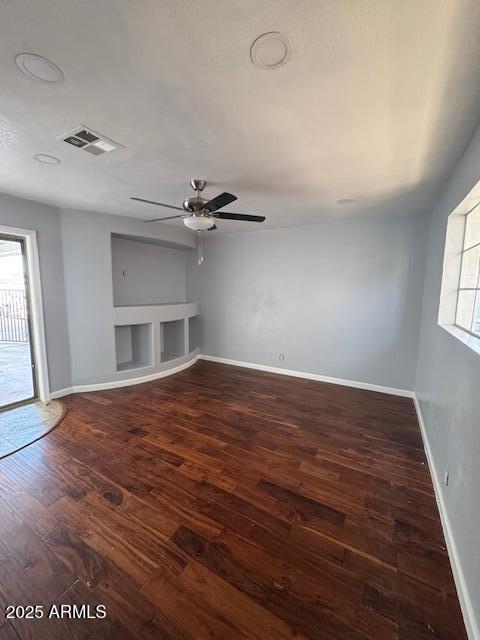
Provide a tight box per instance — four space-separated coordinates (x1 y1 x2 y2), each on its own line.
1 0 480 231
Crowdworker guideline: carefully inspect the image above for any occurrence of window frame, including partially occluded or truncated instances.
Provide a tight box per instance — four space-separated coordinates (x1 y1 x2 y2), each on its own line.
453 205 480 338
438 181 480 356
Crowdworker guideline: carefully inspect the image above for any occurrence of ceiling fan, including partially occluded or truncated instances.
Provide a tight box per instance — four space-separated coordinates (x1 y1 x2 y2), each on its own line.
131 179 266 231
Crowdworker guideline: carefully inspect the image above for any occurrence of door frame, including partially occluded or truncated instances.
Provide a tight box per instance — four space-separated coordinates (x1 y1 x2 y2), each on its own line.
0 225 50 402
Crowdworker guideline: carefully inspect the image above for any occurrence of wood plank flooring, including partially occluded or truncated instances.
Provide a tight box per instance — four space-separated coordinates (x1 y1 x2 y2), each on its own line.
0 360 466 639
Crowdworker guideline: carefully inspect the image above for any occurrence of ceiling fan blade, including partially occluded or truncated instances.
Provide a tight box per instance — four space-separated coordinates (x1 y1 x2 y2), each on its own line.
131 197 183 211
144 214 185 223
202 192 237 213
212 212 266 222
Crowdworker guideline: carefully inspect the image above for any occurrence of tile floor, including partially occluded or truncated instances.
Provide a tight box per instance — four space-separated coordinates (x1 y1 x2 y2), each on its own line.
0 400 64 458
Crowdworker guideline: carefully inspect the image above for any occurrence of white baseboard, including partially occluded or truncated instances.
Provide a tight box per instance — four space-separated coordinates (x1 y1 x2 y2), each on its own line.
198 354 415 398
414 396 479 640
49 356 198 399
49 387 74 399
50 354 413 402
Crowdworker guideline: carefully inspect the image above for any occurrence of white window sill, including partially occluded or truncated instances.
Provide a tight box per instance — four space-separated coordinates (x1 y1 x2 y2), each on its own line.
440 324 480 355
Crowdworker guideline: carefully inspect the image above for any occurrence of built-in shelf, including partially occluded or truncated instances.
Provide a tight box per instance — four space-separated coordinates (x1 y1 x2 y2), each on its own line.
116 359 150 372
112 303 198 379
114 302 187 307
114 302 198 325
189 315 200 353
115 323 153 372
161 319 185 363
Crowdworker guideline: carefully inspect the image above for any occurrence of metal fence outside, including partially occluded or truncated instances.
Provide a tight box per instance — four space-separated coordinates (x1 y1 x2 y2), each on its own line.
0 289 29 342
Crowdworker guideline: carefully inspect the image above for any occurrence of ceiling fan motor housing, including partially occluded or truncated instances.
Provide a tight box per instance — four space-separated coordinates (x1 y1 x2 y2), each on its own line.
183 196 208 212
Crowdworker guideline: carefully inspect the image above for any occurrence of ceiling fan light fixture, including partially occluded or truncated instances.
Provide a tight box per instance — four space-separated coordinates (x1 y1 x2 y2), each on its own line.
183 216 216 231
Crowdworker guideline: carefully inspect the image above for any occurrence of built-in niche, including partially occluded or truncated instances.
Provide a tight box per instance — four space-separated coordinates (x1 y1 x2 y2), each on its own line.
111 234 187 307
161 319 185 363
115 323 153 371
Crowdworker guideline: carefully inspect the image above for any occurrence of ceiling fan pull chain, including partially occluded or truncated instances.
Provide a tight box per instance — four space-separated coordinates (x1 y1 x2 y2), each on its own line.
197 232 204 266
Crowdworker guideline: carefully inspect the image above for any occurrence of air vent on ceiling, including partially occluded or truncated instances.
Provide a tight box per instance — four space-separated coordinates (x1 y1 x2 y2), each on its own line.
59 126 124 156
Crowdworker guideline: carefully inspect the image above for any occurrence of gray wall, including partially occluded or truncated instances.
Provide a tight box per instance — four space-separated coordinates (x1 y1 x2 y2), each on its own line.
111 236 186 306
60 208 115 387
0 194 71 392
187 212 429 390
415 126 480 626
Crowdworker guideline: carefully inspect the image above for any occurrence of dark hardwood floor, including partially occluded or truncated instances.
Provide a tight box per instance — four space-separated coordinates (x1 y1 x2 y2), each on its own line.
0 360 466 639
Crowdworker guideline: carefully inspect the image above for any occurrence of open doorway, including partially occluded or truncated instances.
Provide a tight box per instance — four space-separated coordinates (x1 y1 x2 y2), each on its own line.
0 235 37 409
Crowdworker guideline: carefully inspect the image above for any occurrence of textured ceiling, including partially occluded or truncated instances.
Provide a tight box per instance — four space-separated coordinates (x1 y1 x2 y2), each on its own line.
1 0 480 231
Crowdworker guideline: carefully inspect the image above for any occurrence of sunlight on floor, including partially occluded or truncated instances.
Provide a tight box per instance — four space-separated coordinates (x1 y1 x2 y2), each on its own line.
0 341 34 407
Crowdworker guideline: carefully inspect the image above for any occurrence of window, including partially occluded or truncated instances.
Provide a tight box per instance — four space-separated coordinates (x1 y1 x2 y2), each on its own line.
455 206 480 336
438 181 480 353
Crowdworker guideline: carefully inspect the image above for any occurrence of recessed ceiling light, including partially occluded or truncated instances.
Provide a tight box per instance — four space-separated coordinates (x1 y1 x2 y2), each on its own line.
15 52 65 84
337 198 355 205
250 32 293 70
33 153 61 165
